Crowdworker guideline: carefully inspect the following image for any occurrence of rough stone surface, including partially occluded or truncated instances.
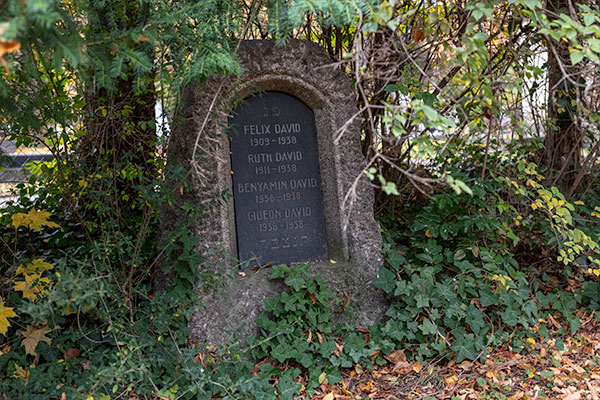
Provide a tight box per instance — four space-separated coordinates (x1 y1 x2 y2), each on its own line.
163 39 386 344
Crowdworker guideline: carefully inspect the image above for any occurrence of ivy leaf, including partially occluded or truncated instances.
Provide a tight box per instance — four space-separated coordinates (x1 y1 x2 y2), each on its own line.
276 368 301 400
0 297 17 336
419 318 437 335
466 304 486 335
450 332 479 362
21 325 52 355
500 308 518 327
269 264 289 279
372 267 396 294
284 274 305 291
479 290 498 307
415 294 430 308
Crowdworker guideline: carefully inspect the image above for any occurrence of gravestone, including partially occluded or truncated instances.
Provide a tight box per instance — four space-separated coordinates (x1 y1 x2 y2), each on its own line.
230 92 328 266
164 39 386 344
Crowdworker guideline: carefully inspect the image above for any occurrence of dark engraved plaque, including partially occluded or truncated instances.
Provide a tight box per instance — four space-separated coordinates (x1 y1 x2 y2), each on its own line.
229 92 328 266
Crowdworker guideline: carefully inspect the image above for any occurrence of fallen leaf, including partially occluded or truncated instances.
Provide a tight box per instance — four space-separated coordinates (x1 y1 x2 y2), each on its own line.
548 314 561 329
21 325 52 355
360 379 374 393
16 259 53 275
0 297 17 336
323 393 335 400
64 348 80 360
335 291 350 312
13 364 29 385
445 375 458 385
508 391 525 400
319 372 329 385
560 391 582 400
412 28 425 42
385 349 406 364
412 362 424 373
316 331 324 343
79 360 92 370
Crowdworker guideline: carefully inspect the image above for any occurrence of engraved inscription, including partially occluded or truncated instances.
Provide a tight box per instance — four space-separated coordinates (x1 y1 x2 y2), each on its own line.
229 92 328 266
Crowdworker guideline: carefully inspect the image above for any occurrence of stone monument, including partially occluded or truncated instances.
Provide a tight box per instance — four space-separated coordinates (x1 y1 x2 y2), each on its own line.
164 39 385 344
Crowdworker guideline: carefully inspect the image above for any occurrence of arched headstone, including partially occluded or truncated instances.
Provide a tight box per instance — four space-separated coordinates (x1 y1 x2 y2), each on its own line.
164 39 385 344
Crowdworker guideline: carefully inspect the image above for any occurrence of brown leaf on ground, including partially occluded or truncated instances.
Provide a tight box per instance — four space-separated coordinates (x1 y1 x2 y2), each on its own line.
21 325 51 356
64 348 80 360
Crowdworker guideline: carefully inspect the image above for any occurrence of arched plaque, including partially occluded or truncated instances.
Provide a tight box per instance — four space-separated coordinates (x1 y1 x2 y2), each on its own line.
229 92 328 265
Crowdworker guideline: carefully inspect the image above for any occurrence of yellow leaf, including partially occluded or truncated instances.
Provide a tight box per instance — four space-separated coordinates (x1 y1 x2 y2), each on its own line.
486 369 499 380
574 200 584 205
329 259 337 264
318 372 328 385
522 364 535 377
445 375 458 385
13 364 29 385
425 229 433 238
13 272 50 301
360 380 374 393
526 338 535 345
21 325 52 356
0 297 17 336
11 209 60 231
11 213 28 228
323 393 335 400
16 259 53 276
412 362 424 373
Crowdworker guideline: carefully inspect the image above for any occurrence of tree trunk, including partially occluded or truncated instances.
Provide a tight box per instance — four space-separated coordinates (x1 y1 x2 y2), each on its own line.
77 0 156 213
542 0 583 191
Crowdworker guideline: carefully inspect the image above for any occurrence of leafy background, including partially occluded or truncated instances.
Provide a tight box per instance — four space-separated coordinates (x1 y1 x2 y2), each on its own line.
1 0 600 398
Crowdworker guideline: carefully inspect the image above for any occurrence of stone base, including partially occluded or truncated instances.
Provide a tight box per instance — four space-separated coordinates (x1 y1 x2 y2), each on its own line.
190 260 388 344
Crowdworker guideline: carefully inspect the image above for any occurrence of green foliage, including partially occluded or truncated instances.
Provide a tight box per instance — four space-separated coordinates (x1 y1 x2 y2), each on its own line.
249 264 344 395
372 178 537 362
371 160 600 363
0 169 267 399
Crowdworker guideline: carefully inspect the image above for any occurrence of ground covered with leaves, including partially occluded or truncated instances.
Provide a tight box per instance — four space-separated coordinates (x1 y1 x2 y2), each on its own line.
258 311 600 400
